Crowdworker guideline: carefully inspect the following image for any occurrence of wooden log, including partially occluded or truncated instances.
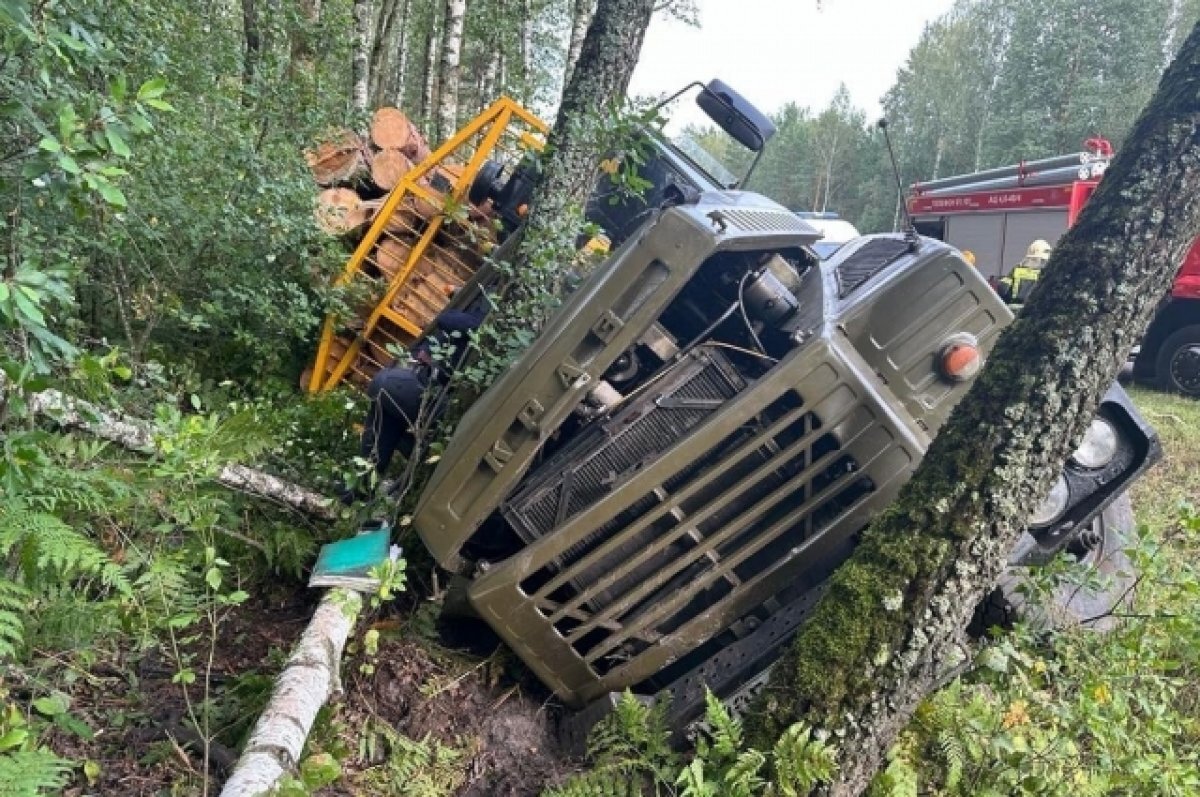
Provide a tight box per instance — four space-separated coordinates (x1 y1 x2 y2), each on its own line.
370 107 413 150
315 188 369 235
406 120 432 162
0 375 336 519
305 131 367 186
369 148 413 191
373 237 414 281
219 589 363 796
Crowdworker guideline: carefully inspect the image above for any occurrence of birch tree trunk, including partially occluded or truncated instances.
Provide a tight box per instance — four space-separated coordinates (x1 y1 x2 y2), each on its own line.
219 589 363 796
420 5 441 131
519 0 534 102
747 22 1200 795
0 375 336 520
562 0 594 91
351 0 373 113
436 0 467 142
390 0 413 107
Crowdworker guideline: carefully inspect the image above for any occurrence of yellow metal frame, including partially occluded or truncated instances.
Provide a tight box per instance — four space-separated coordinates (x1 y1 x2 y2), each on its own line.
308 97 548 393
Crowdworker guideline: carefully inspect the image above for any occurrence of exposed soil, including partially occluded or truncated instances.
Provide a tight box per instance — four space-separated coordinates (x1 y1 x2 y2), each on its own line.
43 592 576 797
329 621 578 796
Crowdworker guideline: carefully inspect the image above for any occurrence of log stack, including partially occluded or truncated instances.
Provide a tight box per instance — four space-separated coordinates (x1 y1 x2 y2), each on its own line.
304 106 502 391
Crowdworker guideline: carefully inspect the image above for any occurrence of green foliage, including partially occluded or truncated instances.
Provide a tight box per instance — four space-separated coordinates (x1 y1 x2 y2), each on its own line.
0 579 29 661
0 502 132 597
0 694 74 796
354 719 472 797
547 691 835 797
870 506 1200 797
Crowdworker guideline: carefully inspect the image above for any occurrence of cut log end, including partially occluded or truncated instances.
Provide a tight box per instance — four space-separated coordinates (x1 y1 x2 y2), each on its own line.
315 188 368 235
370 149 414 191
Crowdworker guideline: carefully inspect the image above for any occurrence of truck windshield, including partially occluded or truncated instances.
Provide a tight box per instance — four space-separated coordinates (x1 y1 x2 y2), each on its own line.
662 131 740 188
651 89 758 189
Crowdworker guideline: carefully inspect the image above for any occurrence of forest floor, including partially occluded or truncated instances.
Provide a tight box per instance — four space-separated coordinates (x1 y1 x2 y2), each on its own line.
51 387 1199 797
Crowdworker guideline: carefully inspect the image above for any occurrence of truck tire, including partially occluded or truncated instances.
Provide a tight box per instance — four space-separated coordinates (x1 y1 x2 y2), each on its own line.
1155 324 1200 398
970 493 1136 636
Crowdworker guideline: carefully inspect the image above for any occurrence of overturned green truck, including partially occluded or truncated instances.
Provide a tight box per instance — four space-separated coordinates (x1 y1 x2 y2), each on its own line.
405 83 1159 733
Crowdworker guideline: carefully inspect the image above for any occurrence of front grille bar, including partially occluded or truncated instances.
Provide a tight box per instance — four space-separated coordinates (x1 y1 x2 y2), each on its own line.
552 405 867 636
578 416 877 664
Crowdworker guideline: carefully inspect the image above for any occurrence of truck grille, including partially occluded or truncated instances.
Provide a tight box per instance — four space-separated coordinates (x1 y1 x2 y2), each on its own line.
503 349 745 546
835 238 910 298
514 377 878 677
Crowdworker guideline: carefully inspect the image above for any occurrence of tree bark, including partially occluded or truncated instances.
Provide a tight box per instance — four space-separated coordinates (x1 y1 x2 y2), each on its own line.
519 0 534 102
391 0 412 107
420 4 441 131
351 0 373 113
241 0 262 90
521 0 655 252
747 22 1200 795
367 0 399 106
562 0 594 91
436 0 467 142
218 589 362 796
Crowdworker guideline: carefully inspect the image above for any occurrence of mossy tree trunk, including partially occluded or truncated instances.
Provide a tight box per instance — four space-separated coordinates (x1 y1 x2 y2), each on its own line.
746 22 1200 795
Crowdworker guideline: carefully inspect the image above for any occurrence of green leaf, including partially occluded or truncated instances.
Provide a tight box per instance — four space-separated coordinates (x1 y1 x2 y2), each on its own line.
104 128 131 158
299 753 341 788
136 77 168 101
95 180 127 208
32 694 69 717
0 283 9 303
172 668 196 685
0 728 29 751
11 288 45 326
57 154 81 175
144 98 176 113
37 137 61 153
83 759 101 785
205 567 221 591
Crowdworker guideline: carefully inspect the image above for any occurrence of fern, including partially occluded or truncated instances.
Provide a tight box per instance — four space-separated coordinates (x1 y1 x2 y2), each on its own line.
0 578 30 660
768 723 837 797
0 749 73 796
355 720 470 797
0 504 131 596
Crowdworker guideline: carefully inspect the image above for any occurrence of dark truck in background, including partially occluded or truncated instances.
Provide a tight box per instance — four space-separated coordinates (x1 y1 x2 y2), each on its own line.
413 83 1160 733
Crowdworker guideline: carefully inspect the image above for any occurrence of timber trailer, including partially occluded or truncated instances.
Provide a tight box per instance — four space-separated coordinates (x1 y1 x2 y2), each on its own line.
908 141 1200 398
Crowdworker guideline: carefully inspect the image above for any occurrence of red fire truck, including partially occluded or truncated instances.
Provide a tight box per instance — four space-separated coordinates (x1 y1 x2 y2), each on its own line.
908 143 1200 398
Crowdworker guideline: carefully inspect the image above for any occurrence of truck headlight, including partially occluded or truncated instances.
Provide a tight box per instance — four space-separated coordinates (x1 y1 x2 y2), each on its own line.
1071 418 1118 469
1029 475 1070 527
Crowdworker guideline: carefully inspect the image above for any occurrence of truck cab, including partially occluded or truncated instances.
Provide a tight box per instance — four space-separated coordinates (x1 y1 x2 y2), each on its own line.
414 184 1158 732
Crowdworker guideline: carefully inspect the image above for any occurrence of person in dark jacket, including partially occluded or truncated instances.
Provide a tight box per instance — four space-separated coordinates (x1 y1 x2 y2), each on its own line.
345 307 484 502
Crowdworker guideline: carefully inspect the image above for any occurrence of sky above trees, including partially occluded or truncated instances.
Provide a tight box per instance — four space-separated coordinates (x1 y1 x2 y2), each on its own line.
628 0 957 125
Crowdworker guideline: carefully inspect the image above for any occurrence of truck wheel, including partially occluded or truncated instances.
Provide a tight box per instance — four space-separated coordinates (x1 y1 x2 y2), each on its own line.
970 493 1136 636
1155 324 1200 398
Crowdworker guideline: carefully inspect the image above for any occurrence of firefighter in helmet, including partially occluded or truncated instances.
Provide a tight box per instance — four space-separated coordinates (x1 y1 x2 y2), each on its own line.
999 239 1052 303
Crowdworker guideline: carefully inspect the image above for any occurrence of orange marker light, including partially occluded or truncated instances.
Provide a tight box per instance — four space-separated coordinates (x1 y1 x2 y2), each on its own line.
941 343 982 381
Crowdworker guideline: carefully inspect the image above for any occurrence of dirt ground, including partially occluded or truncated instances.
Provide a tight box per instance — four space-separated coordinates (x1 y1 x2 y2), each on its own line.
44 592 575 797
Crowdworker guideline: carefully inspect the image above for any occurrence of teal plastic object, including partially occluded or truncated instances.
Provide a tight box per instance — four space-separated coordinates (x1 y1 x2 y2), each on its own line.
309 525 392 588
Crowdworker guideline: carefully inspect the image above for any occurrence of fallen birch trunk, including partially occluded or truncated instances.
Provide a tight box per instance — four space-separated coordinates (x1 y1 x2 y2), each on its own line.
219 588 363 796
8 377 336 519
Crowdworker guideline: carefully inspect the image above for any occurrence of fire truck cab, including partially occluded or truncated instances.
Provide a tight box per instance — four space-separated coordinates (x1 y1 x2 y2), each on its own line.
907 145 1200 398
